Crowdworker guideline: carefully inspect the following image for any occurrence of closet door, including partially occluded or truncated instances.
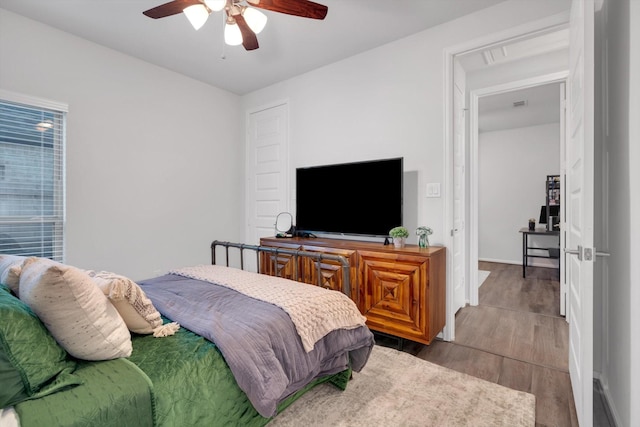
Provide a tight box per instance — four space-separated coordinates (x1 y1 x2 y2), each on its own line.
246 103 289 246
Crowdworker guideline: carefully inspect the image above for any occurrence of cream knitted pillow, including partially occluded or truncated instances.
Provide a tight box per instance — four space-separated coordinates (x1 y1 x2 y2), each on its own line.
18 257 132 361
86 270 163 335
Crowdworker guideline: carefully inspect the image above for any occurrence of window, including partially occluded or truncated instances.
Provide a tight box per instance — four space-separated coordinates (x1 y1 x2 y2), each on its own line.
0 91 67 262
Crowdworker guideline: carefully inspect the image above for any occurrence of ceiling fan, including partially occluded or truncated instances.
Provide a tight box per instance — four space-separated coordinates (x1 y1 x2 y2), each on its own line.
143 0 328 51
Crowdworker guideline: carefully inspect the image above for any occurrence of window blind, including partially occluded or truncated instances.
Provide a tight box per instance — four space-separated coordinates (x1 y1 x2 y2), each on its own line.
0 94 66 262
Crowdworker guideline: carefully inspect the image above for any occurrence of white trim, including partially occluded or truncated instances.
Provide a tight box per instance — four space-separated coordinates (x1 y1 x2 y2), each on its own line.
594 372 622 427
469 71 569 98
443 11 570 341
0 89 69 112
444 11 570 59
442 48 454 341
478 257 521 265
469 92 480 306
479 257 559 268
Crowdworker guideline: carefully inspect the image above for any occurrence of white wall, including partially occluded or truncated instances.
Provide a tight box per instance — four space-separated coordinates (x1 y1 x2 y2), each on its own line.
240 0 571 248
600 0 639 425
478 123 560 266
0 9 244 280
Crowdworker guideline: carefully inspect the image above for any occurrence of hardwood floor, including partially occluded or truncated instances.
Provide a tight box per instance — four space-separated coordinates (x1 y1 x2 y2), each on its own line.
376 262 579 427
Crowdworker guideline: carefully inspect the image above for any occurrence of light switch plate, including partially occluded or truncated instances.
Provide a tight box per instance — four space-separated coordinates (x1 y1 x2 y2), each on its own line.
426 183 441 198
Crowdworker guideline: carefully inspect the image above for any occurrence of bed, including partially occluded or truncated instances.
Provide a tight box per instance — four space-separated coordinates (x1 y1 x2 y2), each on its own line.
0 242 375 427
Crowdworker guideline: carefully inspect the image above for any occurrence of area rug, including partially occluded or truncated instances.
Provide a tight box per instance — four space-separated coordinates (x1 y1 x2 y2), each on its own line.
270 345 535 427
478 269 491 287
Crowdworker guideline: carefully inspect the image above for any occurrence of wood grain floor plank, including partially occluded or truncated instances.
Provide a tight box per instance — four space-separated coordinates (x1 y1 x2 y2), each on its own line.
530 365 577 427
409 262 579 426
420 343 503 383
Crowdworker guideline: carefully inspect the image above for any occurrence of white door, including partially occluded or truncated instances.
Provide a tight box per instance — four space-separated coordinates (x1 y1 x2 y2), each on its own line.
246 103 289 245
567 0 595 425
452 61 466 315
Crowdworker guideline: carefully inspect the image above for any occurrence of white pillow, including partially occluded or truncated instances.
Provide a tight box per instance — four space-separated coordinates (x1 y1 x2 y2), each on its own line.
18 257 132 361
0 255 26 295
87 270 162 334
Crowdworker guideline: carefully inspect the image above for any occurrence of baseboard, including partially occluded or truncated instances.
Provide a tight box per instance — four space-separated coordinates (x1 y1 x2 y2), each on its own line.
594 375 620 427
478 257 520 265
478 257 558 269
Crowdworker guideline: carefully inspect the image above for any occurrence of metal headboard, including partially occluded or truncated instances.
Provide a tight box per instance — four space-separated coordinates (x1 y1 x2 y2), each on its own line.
210 240 351 297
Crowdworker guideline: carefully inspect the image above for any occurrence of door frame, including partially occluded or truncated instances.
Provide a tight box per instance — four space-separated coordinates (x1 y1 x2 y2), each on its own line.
443 11 570 341
467 71 569 306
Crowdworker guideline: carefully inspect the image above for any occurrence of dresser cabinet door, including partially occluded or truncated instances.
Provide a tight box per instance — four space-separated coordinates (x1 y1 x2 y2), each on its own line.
298 246 356 299
258 241 302 281
358 251 429 342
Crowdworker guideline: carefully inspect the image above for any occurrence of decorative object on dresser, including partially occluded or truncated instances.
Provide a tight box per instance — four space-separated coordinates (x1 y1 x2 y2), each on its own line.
274 212 294 238
388 226 409 248
259 236 446 346
415 226 433 248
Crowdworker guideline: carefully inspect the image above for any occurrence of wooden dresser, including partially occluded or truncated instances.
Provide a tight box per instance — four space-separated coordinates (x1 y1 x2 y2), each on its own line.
259 237 446 345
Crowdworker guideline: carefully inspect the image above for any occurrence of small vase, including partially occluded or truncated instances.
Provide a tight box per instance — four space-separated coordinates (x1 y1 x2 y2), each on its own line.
418 234 429 248
393 237 406 248
528 220 535 231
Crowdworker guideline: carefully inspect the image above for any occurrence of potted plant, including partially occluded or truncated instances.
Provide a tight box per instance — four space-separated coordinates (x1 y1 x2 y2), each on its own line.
389 226 409 248
416 226 433 248
528 218 536 231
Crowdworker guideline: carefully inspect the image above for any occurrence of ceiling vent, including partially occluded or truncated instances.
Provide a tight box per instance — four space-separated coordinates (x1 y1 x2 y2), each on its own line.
513 100 528 107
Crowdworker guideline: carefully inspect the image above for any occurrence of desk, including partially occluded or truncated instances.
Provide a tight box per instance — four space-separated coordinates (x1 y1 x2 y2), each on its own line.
519 228 560 278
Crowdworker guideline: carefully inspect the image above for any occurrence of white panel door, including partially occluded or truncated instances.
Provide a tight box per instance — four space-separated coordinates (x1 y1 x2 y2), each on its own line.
246 103 289 245
452 64 466 315
567 1 595 425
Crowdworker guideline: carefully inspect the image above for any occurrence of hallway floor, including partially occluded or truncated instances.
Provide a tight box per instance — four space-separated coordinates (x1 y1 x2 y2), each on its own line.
376 262 613 427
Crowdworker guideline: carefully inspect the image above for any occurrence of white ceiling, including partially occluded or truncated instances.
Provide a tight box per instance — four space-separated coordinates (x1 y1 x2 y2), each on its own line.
478 82 563 133
0 0 506 95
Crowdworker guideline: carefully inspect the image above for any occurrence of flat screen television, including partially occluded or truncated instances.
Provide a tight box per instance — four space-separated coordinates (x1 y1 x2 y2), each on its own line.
295 157 403 237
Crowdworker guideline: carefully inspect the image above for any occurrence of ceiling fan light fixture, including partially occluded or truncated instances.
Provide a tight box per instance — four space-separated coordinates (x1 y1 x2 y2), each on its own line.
224 19 243 46
204 0 226 12
243 7 267 34
183 4 209 30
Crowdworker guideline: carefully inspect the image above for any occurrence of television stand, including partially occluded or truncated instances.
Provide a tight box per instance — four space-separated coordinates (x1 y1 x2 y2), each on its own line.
259 236 446 345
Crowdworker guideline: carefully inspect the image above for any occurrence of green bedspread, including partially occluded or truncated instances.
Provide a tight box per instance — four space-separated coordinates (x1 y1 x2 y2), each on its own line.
15 358 154 427
15 323 350 427
129 324 270 427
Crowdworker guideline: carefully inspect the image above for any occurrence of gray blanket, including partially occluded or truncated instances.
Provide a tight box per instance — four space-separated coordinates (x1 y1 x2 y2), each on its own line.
138 274 374 418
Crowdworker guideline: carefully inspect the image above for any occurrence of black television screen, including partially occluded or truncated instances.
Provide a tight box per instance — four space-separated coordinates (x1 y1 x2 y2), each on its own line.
295 158 403 237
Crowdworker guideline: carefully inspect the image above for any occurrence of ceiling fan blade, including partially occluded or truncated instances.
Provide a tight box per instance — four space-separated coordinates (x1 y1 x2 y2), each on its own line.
143 0 202 19
248 0 328 20
235 15 259 50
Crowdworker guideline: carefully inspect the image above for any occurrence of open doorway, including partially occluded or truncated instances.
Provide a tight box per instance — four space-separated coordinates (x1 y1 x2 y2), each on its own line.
442 14 570 341
446 23 570 320
473 81 566 316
